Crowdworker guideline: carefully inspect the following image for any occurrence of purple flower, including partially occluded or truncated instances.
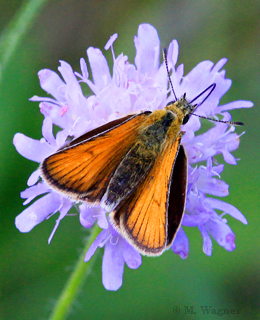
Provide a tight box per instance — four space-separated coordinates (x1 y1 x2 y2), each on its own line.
13 23 253 290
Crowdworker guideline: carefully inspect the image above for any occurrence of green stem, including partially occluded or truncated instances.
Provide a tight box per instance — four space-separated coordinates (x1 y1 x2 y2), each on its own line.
49 224 101 320
0 0 49 83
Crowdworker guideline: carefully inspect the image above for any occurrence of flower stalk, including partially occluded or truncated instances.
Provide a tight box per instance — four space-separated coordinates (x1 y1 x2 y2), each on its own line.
49 223 101 320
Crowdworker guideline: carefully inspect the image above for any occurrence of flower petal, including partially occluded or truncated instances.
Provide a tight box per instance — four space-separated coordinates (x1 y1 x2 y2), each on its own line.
79 206 108 229
80 205 97 228
204 198 247 224
15 193 61 232
198 224 213 256
167 39 179 69
42 117 56 146
87 47 111 92
122 240 142 269
38 69 65 101
84 229 109 262
48 198 72 243
171 227 189 259
134 23 160 75
206 219 236 251
196 168 229 197
102 241 124 290
218 100 253 112
58 60 79 87
78 57 89 80
21 182 49 205
27 169 41 186
13 133 53 162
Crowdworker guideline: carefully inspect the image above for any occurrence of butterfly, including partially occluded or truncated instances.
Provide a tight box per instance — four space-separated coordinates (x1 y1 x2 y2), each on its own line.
40 49 243 256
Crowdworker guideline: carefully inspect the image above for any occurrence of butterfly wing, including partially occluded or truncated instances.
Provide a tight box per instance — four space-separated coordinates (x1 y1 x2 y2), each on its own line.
110 133 187 256
41 112 151 203
166 144 187 246
64 114 137 147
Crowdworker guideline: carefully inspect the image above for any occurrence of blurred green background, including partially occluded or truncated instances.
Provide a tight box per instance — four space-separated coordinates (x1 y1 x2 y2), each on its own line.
1 0 259 319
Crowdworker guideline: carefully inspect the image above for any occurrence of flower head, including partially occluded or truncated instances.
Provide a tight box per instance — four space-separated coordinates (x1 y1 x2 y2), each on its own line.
14 23 253 290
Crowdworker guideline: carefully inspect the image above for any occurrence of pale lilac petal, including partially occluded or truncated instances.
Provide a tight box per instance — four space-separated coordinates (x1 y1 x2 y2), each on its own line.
122 240 142 269
222 149 237 164
42 117 55 146
39 101 67 129
21 183 49 205
171 227 189 259
55 130 69 149
15 193 61 232
224 133 240 154
58 61 79 86
84 229 109 262
13 133 53 162
206 219 236 251
38 69 65 101
87 207 108 230
48 198 72 243
196 172 229 197
212 58 228 72
182 212 210 227
27 169 41 186
97 212 108 229
87 47 111 92
218 100 253 112
198 225 213 256
204 198 247 224
79 205 96 228
167 39 179 69
182 60 232 114
78 57 89 80
182 60 215 98
102 241 124 290
79 206 108 229
211 164 224 176
30 95 61 104
134 23 160 75
176 63 184 81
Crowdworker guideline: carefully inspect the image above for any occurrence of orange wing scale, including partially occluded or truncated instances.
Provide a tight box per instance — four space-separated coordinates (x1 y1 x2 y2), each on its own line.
110 134 183 256
41 113 150 203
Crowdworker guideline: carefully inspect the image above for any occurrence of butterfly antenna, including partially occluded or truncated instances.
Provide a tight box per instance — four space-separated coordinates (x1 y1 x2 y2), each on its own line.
163 48 177 101
190 83 244 126
189 83 244 126
190 83 216 111
192 113 244 126
163 50 244 127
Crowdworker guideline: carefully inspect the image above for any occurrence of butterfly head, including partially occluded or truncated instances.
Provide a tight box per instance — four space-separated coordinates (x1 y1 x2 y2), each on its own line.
165 94 196 125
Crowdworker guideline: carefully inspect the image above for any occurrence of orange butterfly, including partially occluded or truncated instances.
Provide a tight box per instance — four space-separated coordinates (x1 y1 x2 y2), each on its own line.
41 50 243 256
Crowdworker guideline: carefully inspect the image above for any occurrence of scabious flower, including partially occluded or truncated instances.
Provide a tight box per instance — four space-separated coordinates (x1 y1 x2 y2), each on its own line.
14 23 253 290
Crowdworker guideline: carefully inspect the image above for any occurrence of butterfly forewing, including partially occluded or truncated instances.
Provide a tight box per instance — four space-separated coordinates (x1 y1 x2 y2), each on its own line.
41 112 151 203
64 114 137 148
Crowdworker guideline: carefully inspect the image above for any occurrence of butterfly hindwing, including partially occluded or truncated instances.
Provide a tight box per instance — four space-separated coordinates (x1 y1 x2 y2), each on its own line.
166 144 187 246
110 133 186 256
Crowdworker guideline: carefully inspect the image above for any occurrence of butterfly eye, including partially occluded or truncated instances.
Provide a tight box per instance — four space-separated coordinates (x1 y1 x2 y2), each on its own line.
182 115 190 124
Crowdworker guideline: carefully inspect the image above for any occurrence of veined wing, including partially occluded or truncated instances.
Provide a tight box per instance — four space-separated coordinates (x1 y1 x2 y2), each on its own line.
41 112 151 203
110 133 187 256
